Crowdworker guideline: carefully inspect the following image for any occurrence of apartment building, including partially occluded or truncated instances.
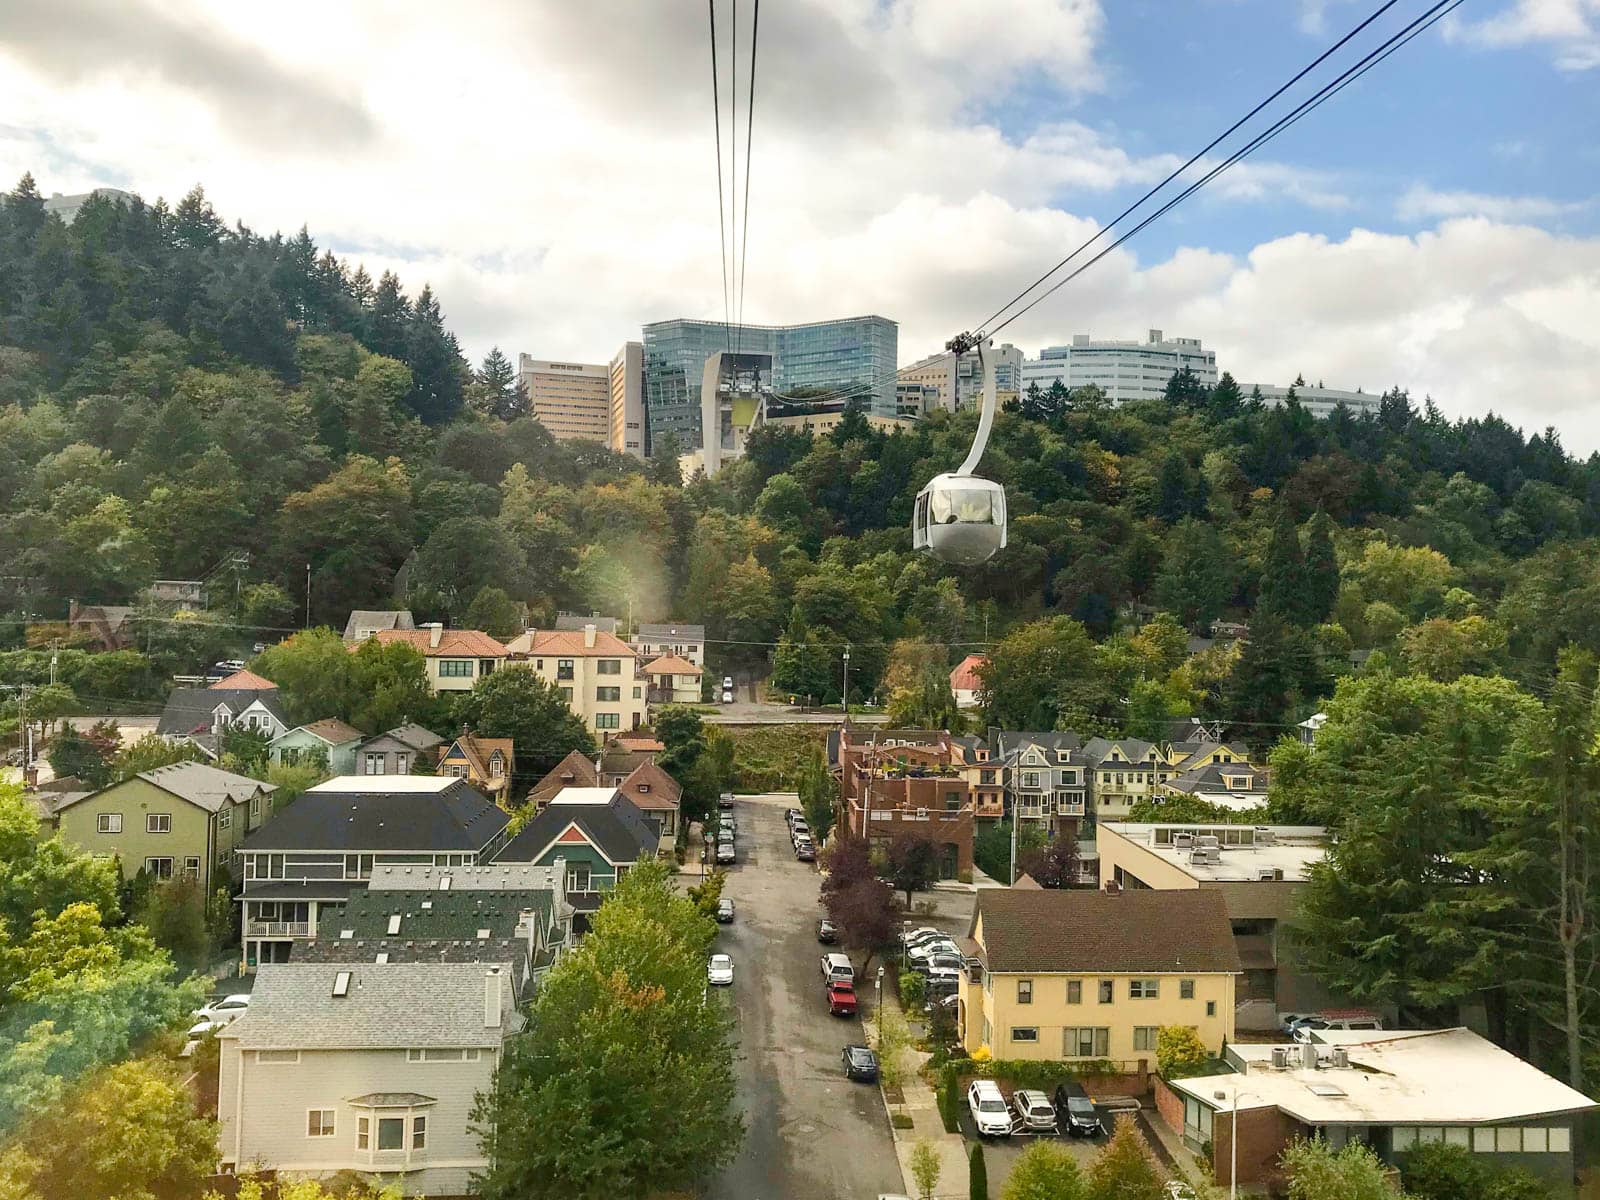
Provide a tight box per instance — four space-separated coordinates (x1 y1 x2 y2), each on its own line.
993 731 1091 837
951 735 1004 822
505 625 647 734
840 737 974 879
517 355 610 442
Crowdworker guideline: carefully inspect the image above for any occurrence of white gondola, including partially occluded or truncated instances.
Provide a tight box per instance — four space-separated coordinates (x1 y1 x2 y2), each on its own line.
913 335 1008 565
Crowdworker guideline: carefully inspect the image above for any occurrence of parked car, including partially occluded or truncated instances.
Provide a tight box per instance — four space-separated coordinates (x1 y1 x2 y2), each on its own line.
906 939 958 966
916 951 964 975
790 822 810 843
842 1044 879 1082
796 842 816 862
821 952 854 984
923 967 961 994
827 981 858 1016
1164 1184 1198 1200
817 918 838 944
1011 1089 1058 1132
924 992 961 1016
722 675 734 690
707 954 734 986
718 792 735 809
1053 1082 1104 1137
967 1079 1013 1138
785 807 801 821
193 994 251 1025
1278 1011 1316 1035
187 1017 224 1039
899 925 943 948
722 689 734 704
716 843 736 864
716 898 735 923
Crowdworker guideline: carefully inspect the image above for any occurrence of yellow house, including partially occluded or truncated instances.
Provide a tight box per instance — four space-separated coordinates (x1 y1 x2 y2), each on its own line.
959 889 1240 1068
363 626 508 693
504 626 648 735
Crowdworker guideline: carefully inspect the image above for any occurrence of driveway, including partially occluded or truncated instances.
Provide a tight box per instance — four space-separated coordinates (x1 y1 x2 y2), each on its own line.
705 793 906 1200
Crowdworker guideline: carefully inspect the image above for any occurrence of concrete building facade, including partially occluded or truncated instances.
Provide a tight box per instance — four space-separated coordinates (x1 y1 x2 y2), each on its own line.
1241 382 1383 417
1022 330 1217 404
608 341 646 457
516 355 610 442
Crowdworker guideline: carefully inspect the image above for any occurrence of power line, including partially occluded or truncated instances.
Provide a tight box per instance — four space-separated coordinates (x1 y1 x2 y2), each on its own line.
730 0 739 353
972 0 1405 336
709 0 732 353
736 0 760 357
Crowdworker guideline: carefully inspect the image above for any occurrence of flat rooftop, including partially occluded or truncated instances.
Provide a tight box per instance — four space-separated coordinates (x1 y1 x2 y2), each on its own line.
309 775 457 794
548 787 622 806
1174 1028 1598 1125
1100 822 1327 883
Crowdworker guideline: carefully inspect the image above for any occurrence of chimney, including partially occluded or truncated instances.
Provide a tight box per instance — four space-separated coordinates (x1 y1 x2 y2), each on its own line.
485 966 504 1028
426 622 444 649
583 623 597 649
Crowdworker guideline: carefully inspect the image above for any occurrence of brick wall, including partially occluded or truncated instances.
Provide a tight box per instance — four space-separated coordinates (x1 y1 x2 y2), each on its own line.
1153 1076 1186 1137
1212 1104 1306 1191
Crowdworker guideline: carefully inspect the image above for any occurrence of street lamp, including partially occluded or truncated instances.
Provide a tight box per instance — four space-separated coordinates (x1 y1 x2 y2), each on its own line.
1214 1084 1258 1200
841 645 851 723
875 964 885 1039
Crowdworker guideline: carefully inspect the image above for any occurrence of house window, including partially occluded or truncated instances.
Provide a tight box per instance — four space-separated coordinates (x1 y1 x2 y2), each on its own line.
96 813 122 834
490 755 504 777
439 659 475 678
596 714 619 730
281 747 301 767
377 1117 405 1151
249 795 261 823
597 659 621 675
1067 980 1082 1004
144 857 173 879
1180 979 1195 1000
557 659 575 681
1021 771 1040 789
1206 1001 1217 1017
307 1110 335 1137
1496 1128 1522 1152
1130 979 1159 999
413 1115 427 1150
567 863 591 891
945 791 962 811
596 687 621 702
183 856 200 878
146 813 171 834
407 1048 482 1062
345 854 374 880
365 752 385 774
357 1117 370 1150
633 686 642 699
1133 1027 1159 1052
218 806 231 830
1016 980 1033 1005
1011 1027 1039 1043
1063 1027 1109 1057
1098 980 1113 1004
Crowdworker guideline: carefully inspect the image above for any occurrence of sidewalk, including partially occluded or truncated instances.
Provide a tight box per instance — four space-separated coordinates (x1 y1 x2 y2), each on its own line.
865 991 970 1200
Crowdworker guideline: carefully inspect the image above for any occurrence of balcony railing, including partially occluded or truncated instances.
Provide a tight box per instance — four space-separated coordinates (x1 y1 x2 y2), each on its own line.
244 920 311 938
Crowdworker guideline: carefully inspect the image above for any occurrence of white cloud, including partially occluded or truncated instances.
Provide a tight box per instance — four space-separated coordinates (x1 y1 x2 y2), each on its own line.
1396 184 1590 222
0 0 1594 453
1445 0 1600 70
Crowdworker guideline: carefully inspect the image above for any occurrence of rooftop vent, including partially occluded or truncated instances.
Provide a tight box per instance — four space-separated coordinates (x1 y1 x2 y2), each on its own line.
1330 1046 1350 1069
339 929 354 939
1173 833 1194 849
1271 1046 1290 1069
439 875 452 891
477 928 491 939
1257 867 1284 881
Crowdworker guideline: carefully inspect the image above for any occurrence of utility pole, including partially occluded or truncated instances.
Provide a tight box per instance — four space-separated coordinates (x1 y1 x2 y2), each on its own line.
841 644 851 725
304 563 312 629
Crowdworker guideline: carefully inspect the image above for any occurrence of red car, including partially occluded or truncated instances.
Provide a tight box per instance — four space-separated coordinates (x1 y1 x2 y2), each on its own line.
827 981 858 1017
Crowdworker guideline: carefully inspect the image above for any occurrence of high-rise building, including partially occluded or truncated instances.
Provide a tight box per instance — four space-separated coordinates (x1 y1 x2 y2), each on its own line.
1022 330 1217 404
608 342 646 458
517 356 610 442
898 342 1022 411
642 315 897 449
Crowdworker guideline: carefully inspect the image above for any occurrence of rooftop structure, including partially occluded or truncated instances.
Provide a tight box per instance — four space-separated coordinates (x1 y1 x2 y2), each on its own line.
1098 822 1327 885
343 609 416 642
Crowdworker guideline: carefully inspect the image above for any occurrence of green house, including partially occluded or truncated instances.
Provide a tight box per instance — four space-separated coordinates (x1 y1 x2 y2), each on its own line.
494 787 661 895
55 762 276 895
270 718 365 776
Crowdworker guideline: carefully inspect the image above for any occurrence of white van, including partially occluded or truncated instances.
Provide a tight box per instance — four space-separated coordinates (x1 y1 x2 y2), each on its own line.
821 952 854 984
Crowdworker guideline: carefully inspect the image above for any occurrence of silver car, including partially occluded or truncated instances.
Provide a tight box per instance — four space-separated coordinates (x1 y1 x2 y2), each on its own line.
1012 1089 1057 1132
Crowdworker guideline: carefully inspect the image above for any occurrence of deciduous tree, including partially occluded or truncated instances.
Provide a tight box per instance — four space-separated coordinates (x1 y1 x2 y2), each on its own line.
1001 1141 1085 1200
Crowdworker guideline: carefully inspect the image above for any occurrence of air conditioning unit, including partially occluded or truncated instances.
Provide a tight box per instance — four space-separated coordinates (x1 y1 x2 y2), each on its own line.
1196 835 1221 852
1301 1043 1318 1070
1173 833 1194 849
1331 1047 1350 1069
1271 1046 1290 1069
1257 867 1283 881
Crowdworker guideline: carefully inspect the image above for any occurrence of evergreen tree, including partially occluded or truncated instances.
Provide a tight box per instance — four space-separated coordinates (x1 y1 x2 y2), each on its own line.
475 346 518 419
1302 510 1340 624
1162 365 1207 410
1258 504 1309 623
969 1143 988 1200
403 285 467 425
1207 370 1243 420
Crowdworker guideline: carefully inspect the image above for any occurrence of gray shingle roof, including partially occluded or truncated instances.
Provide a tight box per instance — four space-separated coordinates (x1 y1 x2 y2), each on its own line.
996 730 1084 755
56 761 272 816
222 961 523 1049
295 935 536 980
634 622 705 641
361 723 445 753
239 779 508 852
496 794 659 864
343 610 416 640
335 886 552 942
156 688 287 736
1081 736 1160 765
971 889 1241 975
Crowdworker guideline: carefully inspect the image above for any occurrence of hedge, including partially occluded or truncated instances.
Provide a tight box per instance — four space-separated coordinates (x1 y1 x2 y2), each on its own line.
938 1057 1118 1095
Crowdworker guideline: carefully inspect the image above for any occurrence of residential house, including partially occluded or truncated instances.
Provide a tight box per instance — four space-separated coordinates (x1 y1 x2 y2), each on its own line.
216 961 522 1194
157 686 289 758
959 889 1240 1067
994 731 1091 839
1298 712 1327 745
952 735 1004 822
1081 737 1169 823
527 749 600 806
495 787 661 899
553 611 619 635
629 621 705 668
839 734 973 879
1157 761 1271 812
504 625 647 734
1161 717 1225 744
25 775 91 832
362 626 508 693
342 609 416 643
235 776 511 969
210 668 279 691
598 733 663 786
1166 1029 1598 1194
641 654 702 705
271 719 365 775
1097 822 1332 1028
66 600 133 651
949 654 986 709
1165 738 1252 773
355 724 445 777
616 761 681 839
835 728 952 806
55 762 276 892
436 731 514 803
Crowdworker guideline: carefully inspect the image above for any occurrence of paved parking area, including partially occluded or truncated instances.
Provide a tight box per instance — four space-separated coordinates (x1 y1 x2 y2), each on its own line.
705 794 906 1200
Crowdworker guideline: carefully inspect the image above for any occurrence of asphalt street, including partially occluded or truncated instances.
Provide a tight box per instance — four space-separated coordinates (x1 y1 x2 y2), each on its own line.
704 793 906 1200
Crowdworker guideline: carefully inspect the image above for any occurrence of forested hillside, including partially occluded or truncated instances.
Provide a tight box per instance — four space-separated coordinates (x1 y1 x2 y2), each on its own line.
4 173 1600 737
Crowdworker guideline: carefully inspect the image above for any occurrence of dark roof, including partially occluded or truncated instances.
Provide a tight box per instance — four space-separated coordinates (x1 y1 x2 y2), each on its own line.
1165 762 1270 794
553 612 619 634
238 880 363 902
335 885 552 942
343 609 416 640
156 687 287 736
239 779 509 852
971 889 1241 975
634 622 705 641
528 749 600 802
496 794 659 864
995 730 1083 754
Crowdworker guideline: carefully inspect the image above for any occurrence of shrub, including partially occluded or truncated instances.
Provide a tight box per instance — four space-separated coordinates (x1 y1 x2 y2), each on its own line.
938 1073 960 1133
969 1143 988 1200
1402 1141 1555 1200
1156 1024 1210 1079
892 1112 915 1130
899 970 926 1008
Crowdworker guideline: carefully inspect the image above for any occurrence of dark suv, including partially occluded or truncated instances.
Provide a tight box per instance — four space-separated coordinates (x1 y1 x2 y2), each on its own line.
1052 1081 1104 1138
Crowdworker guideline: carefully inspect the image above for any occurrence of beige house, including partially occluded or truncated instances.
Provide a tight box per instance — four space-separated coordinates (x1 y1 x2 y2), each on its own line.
55 762 276 893
641 654 702 705
960 889 1239 1068
505 625 647 735
362 626 508 693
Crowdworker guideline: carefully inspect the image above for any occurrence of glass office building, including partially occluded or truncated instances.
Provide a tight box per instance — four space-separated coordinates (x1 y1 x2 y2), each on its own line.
643 315 897 451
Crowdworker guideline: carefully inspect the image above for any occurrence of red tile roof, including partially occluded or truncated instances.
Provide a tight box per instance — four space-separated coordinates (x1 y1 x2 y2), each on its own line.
366 629 508 657
949 654 987 692
642 654 702 676
209 669 277 691
507 629 637 657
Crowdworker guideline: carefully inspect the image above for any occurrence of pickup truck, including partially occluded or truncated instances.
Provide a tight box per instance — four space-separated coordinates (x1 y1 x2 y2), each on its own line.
827 981 858 1016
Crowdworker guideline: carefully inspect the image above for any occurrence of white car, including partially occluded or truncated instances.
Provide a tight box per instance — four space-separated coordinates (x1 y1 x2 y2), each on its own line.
187 1018 224 1039
722 689 734 704
193 994 251 1025
723 676 734 690
707 954 734 986
967 1079 1013 1138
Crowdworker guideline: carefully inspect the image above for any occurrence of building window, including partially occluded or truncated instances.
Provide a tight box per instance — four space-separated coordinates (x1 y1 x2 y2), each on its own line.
1130 979 1159 999
596 687 621 702
597 659 621 675
96 813 122 834
365 752 384 774
945 791 962 811
490 755 504 777
345 853 374 880
413 1114 428 1149
1206 1000 1216 1017
1133 1027 1159 1052
1098 980 1113 1004
146 813 171 834
567 863 592 891
557 659 575 680
439 659 475 678
218 806 231 830
596 713 620 730
1017 980 1033 1005
407 1048 481 1062
357 1116 370 1150
1011 1027 1039 1043
377 1117 405 1151
633 686 642 699
1521 1128 1548 1153
308 1110 335 1137
249 795 261 823
1063 1027 1109 1057
1496 1128 1522 1153
183 856 200 878
144 857 173 879
1067 980 1082 1004
1180 979 1195 1000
